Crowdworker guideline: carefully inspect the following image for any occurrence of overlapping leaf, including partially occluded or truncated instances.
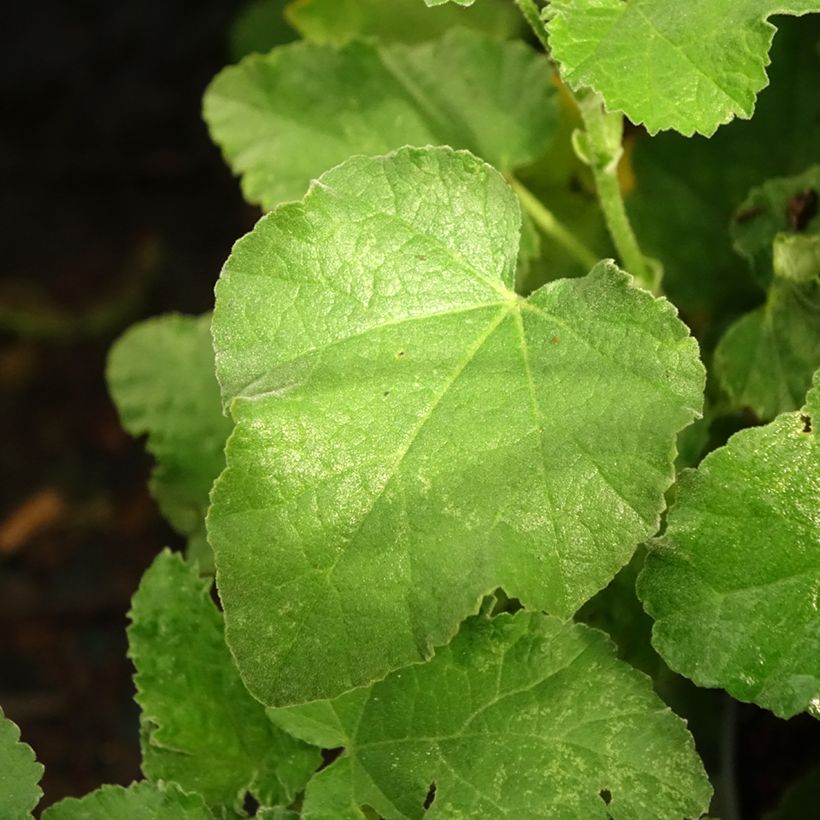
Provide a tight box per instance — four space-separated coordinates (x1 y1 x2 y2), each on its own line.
42 782 213 820
208 146 704 705
715 167 820 419
203 28 557 209
269 611 711 819
545 0 820 136
129 551 320 815
108 315 231 567
288 0 520 44
639 371 820 718
0 707 43 819
627 17 820 322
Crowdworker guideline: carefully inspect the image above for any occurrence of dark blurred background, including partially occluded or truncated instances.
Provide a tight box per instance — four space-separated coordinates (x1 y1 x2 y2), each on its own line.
0 3 818 817
0 0 258 807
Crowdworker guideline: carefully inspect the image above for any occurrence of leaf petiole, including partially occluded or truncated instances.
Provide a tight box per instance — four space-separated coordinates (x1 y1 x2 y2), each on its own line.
574 92 659 293
508 176 598 271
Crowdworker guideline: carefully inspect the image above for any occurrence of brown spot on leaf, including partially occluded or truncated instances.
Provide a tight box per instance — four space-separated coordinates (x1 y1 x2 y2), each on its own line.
787 189 818 232
735 206 765 224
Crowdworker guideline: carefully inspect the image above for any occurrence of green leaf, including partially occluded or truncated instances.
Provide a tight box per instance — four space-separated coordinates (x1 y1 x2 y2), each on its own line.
129 550 320 815
229 1 297 63
107 315 232 566
715 167 820 420
714 278 820 420
425 0 474 6
287 0 520 44
270 611 712 819
731 166 820 289
0 707 43 818
627 17 820 323
545 0 820 137
203 29 557 210
208 146 704 705
638 371 820 718
41 782 213 820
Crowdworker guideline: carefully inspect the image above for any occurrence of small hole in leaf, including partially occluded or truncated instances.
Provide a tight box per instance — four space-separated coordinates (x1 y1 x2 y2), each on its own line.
599 788 612 805
396 350 405 358
423 782 437 810
243 792 260 816
318 747 344 772
801 414 812 433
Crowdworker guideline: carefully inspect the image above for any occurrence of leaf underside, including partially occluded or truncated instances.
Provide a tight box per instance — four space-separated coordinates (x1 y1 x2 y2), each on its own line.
639 371 820 718
546 0 820 136
270 611 712 819
208 146 704 706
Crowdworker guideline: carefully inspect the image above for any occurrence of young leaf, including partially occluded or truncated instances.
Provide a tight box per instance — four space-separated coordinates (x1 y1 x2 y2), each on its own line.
715 167 820 420
0 707 43 819
269 611 712 819
714 278 820 420
638 371 820 719
203 29 557 210
107 315 231 567
287 0 521 45
208 146 704 705
129 550 320 814
41 781 213 820
545 0 820 137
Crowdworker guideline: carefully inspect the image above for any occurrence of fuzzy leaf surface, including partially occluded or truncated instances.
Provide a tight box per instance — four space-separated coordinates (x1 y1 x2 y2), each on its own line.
545 0 820 136
129 551 320 815
107 315 231 558
208 146 704 705
42 782 212 820
270 611 711 819
287 0 520 44
203 29 556 209
0 707 43 818
639 372 820 718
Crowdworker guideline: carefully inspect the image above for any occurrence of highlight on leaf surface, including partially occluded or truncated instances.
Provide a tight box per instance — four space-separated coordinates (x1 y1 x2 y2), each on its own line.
545 0 820 137
129 550 320 815
107 314 231 568
203 28 557 209
0 706 43 819
287 0 521 44
41 781 213 820
715 166 820 420
638 370 820 719
208 145 705 706
269 611 712 819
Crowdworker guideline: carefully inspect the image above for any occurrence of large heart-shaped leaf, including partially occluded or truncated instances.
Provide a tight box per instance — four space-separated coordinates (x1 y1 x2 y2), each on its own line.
208 147 704 705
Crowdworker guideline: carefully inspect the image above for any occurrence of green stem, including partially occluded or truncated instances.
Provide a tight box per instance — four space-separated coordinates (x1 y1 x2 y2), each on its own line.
513 0 551 52
509 177 598 270
576 93 658 292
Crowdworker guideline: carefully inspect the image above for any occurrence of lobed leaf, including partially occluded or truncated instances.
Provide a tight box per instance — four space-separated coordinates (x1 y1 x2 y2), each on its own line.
107 315 231 567
41 781 213 820
287 0 520 44
0 707 43 819
270 611 712 819
545 0 820 137
639 371 820 718
208 146 704 705
203 29 557 210
129 550 320 815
